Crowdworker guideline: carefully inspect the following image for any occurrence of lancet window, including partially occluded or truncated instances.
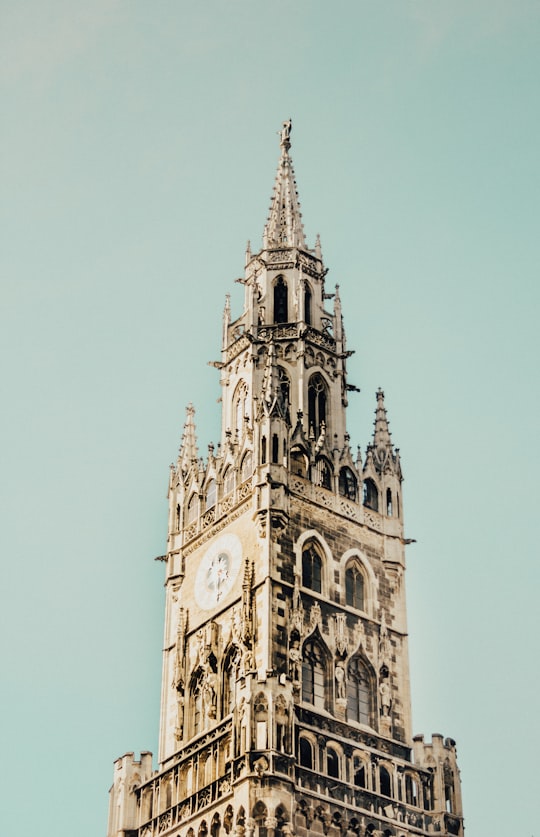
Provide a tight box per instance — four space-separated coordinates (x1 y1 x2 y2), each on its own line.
304 283 312 325
302 541 323 593
362 478 379 512
302 639 326 709
347 656 374 726
345 561 365 611
308 374 327 438
339 467 357 500
274 276 288 323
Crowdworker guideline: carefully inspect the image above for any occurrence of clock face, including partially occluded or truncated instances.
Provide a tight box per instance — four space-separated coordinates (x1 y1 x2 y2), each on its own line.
194 533 242 610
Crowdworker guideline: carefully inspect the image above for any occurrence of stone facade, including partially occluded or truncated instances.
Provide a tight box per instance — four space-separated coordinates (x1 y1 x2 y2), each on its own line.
106 121 464 837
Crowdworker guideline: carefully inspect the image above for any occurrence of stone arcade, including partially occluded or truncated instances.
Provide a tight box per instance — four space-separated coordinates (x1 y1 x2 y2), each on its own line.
106 122 464 837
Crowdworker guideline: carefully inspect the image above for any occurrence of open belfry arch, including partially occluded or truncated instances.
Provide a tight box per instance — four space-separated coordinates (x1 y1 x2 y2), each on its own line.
107 121 464 837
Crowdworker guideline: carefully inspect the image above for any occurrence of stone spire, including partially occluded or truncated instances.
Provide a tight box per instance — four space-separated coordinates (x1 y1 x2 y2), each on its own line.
264 119 306 249
177 403 198 471
365 389 402 478
372 388 392 450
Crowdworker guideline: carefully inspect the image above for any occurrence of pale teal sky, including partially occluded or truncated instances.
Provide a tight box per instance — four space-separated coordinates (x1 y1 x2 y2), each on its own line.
1 2 539 835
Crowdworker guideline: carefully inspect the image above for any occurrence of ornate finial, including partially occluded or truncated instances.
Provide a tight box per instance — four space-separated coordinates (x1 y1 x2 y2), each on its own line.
280 118 292 152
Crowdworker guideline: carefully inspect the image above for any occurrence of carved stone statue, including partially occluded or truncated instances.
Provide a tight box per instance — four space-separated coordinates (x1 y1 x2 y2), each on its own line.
280 119 292 146
380 680 392 717
289 638 302 682
335 661 347 700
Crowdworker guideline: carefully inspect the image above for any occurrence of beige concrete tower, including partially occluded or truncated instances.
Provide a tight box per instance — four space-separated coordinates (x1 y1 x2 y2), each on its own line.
107 122 464 837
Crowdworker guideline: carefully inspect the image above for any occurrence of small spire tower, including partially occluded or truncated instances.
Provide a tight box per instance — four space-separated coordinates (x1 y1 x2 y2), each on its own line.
106 122 464 837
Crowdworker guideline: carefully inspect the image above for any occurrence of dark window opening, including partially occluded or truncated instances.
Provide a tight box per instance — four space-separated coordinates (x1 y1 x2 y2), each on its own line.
386 488 393 516
380 766 392 797
339 467 357 500
327 749 339 778
299 738 313 769
261 435 267 464
291 448 308 478
308 374 327 438
272 433 279 463
354 765 366 788
362 478 379 512
315 458 332 489
305 285 312 325
274 277 288 323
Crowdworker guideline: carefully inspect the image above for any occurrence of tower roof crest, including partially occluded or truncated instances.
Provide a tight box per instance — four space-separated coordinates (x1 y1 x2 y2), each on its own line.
264 119 306 250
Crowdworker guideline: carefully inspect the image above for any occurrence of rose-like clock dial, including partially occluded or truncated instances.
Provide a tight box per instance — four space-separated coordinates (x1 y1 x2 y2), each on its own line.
194 533 242 610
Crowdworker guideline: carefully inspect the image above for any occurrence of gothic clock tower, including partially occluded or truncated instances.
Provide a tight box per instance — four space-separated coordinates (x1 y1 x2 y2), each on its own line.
106 121 464 837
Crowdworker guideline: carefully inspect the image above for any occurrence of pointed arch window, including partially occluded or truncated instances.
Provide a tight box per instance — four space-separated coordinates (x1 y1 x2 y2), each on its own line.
274 277 288 323
308 374 327 438
345 562 365 611
302 640 326 709
347 656 374 726
386 488 393 516
339 467 357 500
302 542 323 593
234 383 250 434
362 478 379 512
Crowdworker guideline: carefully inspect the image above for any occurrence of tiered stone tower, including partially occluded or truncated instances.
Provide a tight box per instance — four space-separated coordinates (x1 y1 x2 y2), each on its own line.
106 121 464 837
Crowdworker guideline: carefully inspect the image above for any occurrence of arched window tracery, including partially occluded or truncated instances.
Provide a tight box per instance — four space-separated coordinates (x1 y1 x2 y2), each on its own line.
302 541 323 593
308 374 327 439
345 561 365 611
315 457 333 490
347 656 374 727
339 467 357 500
302 639 326 709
